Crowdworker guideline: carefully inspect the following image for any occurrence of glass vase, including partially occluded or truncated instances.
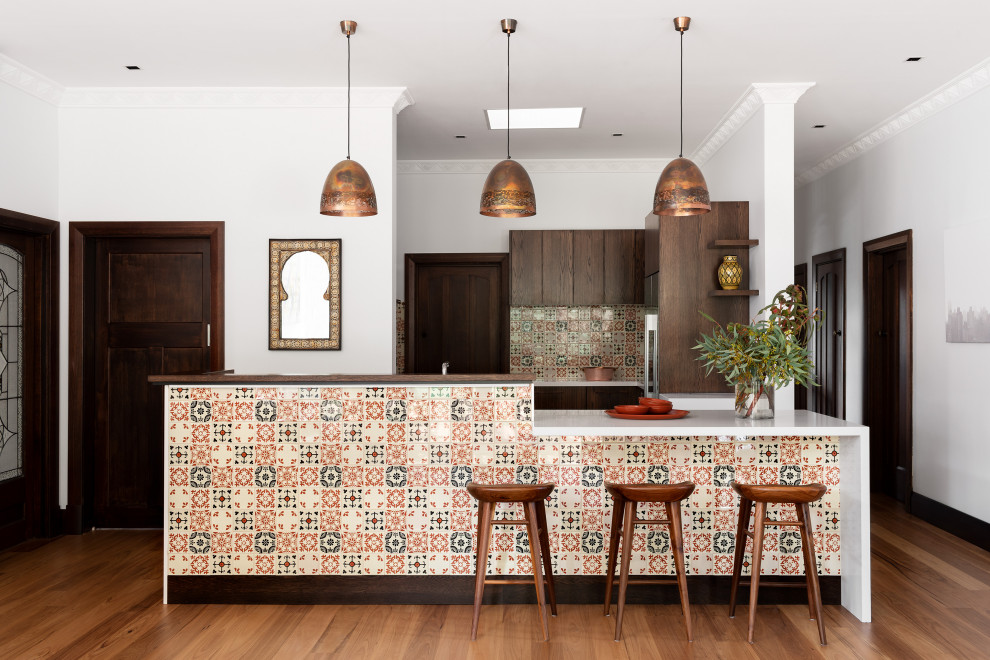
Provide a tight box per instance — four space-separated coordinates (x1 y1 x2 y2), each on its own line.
734 380 775 419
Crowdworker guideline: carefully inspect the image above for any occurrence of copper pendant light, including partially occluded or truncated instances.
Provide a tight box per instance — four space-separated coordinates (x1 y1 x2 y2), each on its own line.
480 18 536 218
321 20 378 217
653 16 711 217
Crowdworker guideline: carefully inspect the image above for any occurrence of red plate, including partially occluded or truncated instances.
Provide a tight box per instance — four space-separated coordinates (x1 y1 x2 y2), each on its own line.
604 409 690 420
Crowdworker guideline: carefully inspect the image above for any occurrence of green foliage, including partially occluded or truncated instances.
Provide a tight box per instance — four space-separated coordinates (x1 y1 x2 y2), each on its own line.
693 285 821 389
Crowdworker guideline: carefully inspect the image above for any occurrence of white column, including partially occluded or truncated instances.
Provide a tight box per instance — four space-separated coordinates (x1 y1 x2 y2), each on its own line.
752 83 815 410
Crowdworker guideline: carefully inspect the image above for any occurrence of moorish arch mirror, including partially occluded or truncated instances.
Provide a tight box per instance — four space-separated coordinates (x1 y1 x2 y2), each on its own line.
268 239 341 349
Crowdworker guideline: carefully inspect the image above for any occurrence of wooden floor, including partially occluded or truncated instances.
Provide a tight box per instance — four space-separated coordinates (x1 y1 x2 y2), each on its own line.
2 495 989 659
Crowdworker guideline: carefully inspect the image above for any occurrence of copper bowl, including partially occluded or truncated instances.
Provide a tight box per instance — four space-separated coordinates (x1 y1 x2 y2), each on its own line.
583 367 615 381
614 404 649 415
639 397 673 413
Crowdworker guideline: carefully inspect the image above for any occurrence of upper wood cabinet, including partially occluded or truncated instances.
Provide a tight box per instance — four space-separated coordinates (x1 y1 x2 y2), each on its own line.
510 229 643 305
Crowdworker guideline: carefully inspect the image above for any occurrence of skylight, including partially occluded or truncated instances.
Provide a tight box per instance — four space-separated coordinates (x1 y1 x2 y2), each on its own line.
485 107 585 130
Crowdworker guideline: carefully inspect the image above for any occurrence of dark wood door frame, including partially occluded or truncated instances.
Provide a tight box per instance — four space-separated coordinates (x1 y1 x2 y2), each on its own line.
404 253 509 375
864 229 913 506
793 262 808 410
67 221 224 533
0 207 59 539
812 248 846 418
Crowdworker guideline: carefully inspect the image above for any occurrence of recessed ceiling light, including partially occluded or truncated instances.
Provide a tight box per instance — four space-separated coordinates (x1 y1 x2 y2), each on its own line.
612 133 623 137
125 65 141 70
485 107 585 130
906 57 922 62
813 124 826 128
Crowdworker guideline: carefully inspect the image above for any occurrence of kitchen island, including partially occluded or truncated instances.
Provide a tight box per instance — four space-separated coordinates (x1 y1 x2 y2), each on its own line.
154 373 869 623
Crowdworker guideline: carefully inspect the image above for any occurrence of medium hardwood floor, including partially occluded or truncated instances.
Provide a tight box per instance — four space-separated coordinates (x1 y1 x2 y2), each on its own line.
2 496 989 659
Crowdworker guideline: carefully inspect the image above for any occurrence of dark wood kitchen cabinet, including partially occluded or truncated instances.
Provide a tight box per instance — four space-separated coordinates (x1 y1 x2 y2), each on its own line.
647 201 752 393
533 385 586 411
510 229 643 305
534 384 643 410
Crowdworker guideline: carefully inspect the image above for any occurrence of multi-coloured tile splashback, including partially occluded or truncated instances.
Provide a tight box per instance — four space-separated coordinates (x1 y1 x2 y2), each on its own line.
509 305 645 381
166 384 840 578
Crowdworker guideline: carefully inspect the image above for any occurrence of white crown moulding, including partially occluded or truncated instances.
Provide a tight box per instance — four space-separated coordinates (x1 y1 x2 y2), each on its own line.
58 87 414 112
797 56 990 186
397 159 670 174
691 82 815 167
0 53 65 105
0 54 415 111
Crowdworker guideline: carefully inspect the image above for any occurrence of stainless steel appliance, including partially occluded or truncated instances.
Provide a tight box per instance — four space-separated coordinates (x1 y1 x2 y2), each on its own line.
643 272 666 399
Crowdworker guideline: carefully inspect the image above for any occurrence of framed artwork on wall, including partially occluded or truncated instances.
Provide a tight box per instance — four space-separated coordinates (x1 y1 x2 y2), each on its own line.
269 239 341 350
945 225 990 342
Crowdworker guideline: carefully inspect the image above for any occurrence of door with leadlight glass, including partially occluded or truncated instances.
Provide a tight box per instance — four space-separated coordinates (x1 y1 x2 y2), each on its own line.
0 235 29 547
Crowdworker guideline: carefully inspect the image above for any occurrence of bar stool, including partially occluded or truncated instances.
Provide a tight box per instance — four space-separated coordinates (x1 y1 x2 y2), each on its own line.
729 482 828 645
466 482 558 641
603 481 695 642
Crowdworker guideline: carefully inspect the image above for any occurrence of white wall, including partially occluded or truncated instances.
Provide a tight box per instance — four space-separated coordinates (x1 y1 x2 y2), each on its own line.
56 99 400 506
0 82 58 218
396 163 661 294
796 84 990 523
701 106 766 313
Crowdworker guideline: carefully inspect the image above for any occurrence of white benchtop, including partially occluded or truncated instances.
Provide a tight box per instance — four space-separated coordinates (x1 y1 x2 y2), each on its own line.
533 380 642 387
532 406 872 625
532 408 867 437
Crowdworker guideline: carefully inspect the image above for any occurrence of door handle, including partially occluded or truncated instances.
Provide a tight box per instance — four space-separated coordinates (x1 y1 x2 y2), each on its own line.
833 330 842 337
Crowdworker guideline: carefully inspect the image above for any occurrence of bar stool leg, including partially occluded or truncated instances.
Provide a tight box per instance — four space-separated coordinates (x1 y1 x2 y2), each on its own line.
795 504 816 621
746 501 767 644
799 502 827 645
728 497 752 618
614 499 636 642
534 501 558 616
603 494 625 616
525 501 550 641
471 501 493 641
666 501 692 641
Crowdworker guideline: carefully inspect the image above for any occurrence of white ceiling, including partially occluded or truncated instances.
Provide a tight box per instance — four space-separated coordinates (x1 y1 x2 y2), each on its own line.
3 1 989 174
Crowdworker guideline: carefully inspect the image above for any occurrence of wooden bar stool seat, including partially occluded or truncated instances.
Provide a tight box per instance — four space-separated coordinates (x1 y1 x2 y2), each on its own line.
466 482 557 641
729 482 828 645
603 481 695 642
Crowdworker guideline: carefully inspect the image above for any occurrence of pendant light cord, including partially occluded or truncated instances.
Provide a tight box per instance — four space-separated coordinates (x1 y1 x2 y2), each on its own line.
346 32 352 160
506 30 511 160
679 29 684 158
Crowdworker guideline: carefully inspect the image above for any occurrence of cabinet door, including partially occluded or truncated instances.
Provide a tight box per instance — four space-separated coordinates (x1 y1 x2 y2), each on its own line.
587 386 643 410
604 230 644 303
572 230 605 304
541 231 573 305
510 230 543 305
644 213 659 277
534 386 586 410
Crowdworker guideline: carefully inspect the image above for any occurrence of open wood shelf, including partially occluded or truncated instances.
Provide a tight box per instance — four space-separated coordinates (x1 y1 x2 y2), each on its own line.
709 289 759 297
709 239 759 248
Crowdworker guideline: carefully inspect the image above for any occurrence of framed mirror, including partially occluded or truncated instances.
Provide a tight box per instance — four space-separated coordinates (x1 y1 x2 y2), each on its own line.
269 239 341 350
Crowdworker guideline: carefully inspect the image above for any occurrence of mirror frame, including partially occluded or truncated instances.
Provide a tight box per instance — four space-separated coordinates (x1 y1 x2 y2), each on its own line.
268 239 341 350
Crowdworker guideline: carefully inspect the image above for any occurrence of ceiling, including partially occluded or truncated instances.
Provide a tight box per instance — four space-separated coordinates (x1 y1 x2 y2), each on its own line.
3 1 989 174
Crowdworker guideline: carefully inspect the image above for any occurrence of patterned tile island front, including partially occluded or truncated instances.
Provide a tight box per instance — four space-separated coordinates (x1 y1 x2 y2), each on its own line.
161 378 870 622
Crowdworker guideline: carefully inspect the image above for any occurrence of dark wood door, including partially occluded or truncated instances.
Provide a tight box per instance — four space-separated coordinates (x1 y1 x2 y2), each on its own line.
93 238 212 527
794 263 809 410
865 234 912 502
406 254 508 375
0 210 58 550
813 249 846 419
0 231 36 547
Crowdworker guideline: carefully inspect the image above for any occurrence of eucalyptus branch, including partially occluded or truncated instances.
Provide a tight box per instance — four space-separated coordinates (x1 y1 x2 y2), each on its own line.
693 285 823 389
